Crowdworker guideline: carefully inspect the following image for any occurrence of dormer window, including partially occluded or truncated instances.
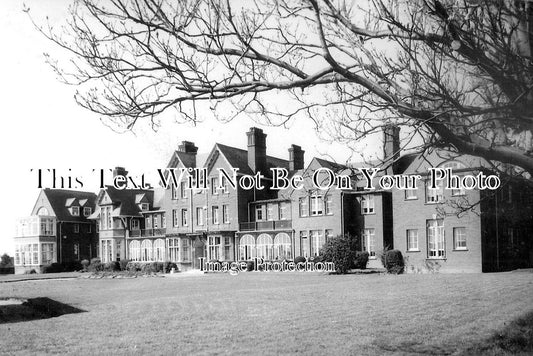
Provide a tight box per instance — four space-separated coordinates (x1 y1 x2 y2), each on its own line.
83 207 92 217
140 203 149 211
71 206 80 216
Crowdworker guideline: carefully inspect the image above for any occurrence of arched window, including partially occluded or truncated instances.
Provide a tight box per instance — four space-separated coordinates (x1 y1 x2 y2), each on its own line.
239 234 256 260
153 239 165 262
274 233 292 260
129 240 141 262
140 240 152 262
37 207 49 216
256 234 273 260
439 161 466 196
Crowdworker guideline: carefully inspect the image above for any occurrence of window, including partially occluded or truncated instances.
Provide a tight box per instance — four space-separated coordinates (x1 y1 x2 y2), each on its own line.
407 229 419 251
107 206 112 229
211 177 219 195
405 188 417 200
140 203 149 211
324 195 333 215
222 205 229 223
325 229 333 241
101 240 113 263
224 237 232 260
361 195 375 214
74 224 79 233
167 238 179 262
180 183 187 198
299 197 308 217
181 209 188 226
71 206 80 216
41 243 54 265
153 216 159 229
257 234 274 260
129 240 141 261
74 244 79 260
14 245 20 265
311 194 323 216
37 207 49 216
162 215 166 228
131 219 140 230
267 204 275 221
300 231 309 258
208 236 222 260
87 224 92 233
453 227 467 250
182 239 191 262
442 161 465 196
172 184 179 200
273 233 292 260
426 180 443 203
196 207 204 226
32 244 39 265
239 234 256 260
362 229 376 257
310 230 325 256
141 240 152 261
255 205 265 221
221 176 229 194
279 202 289 220
83 207 92 217
427 219 445 258
145 216 152 229
154 239 165 261
172 209 178 227
212 206 219 224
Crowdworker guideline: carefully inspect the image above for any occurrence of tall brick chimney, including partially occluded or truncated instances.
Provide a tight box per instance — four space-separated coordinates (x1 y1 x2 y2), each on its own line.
112 166 128 178
383 125 400 174
288 144 305 171
178 141 198 154
246 127 267 173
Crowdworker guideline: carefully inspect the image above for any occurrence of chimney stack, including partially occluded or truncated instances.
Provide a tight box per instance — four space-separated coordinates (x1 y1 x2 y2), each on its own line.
112 166 128 178
246 127 267 173
383 125 400 173
178 141 198 154
288 144 305 171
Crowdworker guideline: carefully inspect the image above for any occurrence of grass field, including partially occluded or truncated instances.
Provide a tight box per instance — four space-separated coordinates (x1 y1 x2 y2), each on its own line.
0 271 532 355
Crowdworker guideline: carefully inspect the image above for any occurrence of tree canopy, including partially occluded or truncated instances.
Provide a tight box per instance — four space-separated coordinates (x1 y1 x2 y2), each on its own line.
30 0 533 175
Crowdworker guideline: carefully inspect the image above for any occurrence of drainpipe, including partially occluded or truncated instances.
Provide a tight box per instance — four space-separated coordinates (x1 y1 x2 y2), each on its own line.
495 192 500 271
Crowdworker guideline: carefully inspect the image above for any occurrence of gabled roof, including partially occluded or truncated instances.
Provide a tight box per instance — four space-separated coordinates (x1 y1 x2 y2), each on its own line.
314 157 349 171
211 143 289 175
40 189 97 222
98 185 155 217
398 149 491 175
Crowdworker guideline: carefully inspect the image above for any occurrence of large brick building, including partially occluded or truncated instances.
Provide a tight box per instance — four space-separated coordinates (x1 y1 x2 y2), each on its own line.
14 127 533 273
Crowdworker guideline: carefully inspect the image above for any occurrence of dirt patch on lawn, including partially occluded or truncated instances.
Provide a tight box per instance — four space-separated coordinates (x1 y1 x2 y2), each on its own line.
0 297 85 324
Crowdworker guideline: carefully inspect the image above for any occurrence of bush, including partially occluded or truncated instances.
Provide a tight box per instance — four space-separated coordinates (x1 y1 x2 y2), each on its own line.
81 259 90 272
353 251 369 269
104 261 120 272
126 261 142 272
62 261 82 272
246 260 255 271
119 259 129 271
163 261 178 273
319 235 357 274
378 246 391 268
42 263 63 274
141 263 154 273
293 256 306 264
150 262 164 273
383 249 405 274
88 258 104 272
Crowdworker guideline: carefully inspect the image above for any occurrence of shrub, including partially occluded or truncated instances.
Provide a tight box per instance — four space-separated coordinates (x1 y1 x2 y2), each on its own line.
163 261 178 273
42 263 63 274
81 259 90 272
150 262 164 273
293 256 306 264
353 251 369 269
62 261 82 272
119 259 129 271
378 246 392 268
383 249 405 274
88 258 104 272
141 263 154 273
246 260 255 271
104 261 120 272
319 235 357 274
126 261 142 272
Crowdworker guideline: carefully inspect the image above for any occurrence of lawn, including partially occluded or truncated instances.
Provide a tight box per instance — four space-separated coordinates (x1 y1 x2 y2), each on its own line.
0 271 532 355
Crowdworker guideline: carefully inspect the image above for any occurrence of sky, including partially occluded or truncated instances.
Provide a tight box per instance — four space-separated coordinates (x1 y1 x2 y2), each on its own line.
0 0 381 255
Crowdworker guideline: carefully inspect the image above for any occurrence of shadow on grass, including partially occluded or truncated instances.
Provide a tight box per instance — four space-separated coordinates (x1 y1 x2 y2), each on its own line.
374 311 533 355
0 297 86 324
458 310 533 355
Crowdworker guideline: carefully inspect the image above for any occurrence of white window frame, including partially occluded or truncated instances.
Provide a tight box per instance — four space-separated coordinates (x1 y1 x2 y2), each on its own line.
453 227 467 250
196 207 204 226
172 209 178 227
181 209 188 226
361 195 375 214
222 205 229 224
324 195 333 215
131 219 140 230
299 197 308 217
427 220 445 258
362 228 376 257
212 206 219 225
71 206 80 216
74 224 79 233
83 207 92 217
407 229 419 251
